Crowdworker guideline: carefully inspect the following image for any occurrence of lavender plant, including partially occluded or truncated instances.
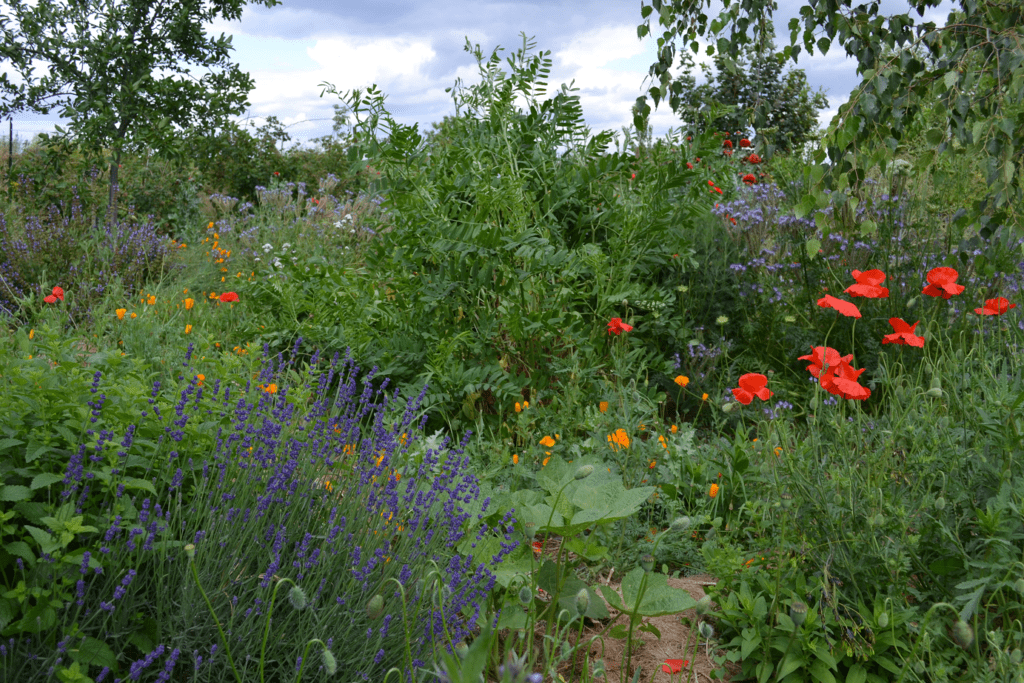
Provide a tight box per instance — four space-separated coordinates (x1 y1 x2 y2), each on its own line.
0 340 516 682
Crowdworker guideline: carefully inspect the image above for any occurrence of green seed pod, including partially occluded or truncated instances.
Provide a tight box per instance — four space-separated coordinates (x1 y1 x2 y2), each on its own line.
671 516 691 532
574 464 595 480
288 584 307 611
1014 578 1024 595
184 543 195 560
366 594 384 620
455 642 469 660
953 620 973 650
519 586 533 607
790 601 808 627
926 387 943 398
321 648 338 676
721 402 734 413
1010 649 1022 665
695 595 713 617
934 496 946 511
574 587 590 616
877 611 890 628
523 521 537 540
640 553 654 573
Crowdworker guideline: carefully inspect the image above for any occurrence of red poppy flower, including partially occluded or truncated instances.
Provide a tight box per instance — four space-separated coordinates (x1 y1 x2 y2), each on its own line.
661 659 690 674
747 153 761 164
607 317 633 335
742 173 756 185
51 286 65 302
922 267 964 299
739 138 751 148
532 540 542 556
731 373 773 405
722 140 733 149
723 149 733 156
974 297 1016 316
686 162 694 170
44 295 58 304
819 359 870 400
817 295 861 318
798 346 853 380
882 318 925 347
844 269 889 298
219 291 239 303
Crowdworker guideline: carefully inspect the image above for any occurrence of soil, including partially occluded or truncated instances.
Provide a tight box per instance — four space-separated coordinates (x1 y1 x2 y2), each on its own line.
556 570 740 683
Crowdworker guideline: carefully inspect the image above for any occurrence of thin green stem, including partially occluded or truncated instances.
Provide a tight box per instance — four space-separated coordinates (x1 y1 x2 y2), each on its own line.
188 559 243 683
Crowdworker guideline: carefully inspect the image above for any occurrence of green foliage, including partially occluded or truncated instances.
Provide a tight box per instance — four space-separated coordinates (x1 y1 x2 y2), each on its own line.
671 49 828 153
0 0 282 219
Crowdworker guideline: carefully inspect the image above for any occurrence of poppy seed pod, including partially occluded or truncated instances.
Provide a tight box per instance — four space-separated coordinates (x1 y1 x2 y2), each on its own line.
953 620 973 649
366 594 384 620
640 553 654 573
519 586 533 607
523 521 536 540
575 587 590 615
454 642 469 660
790 601 808 627
575 464 595 480
287 584 307 610
184 543 195 560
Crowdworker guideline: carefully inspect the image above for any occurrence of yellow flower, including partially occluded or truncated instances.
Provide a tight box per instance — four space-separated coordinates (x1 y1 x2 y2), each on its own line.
523 401 529 409
208 222 214 229
28 329 34 340
702 393 709 401
542 456 550 467
670 424 678 434
324 479 333 492
774 447 782 457
185 324 192 334
599 401 608 413
607 428 630 451
649 460 656 469
184 298 195 310
147 295 156 305
709 483 720 498
183 288 188 294
658 435 668 449
130 312 137 319
512 453 518 465
210 292 218 299
116 308 126 320
263 383 278 394
539 435 556 448
515 402 522 413
674 375 689 387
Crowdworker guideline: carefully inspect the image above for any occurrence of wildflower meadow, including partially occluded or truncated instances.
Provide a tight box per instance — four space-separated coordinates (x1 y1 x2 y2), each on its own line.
1 9 1023 683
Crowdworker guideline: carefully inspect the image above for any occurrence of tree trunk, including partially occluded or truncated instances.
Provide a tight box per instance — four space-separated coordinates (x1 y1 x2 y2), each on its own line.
107 148 121 227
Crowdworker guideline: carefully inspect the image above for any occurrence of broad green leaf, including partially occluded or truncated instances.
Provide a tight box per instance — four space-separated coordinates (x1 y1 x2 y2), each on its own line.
805 238 822 259
30 473 64 490
944 70 958 90
0 486 32 502
618 567 696 617
775 652 805 679
121 477 157 495
24 525 59 555
0 438 24 452
845 663 868 683
69 637 117 669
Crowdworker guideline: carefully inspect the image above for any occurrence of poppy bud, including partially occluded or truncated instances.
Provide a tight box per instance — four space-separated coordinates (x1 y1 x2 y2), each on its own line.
934 496 946 511
906 296 918 309
695 595 713 616
872 513 885 527
671 516 691 531
926 387 943 398
1010 649 1022 665
321 648 337 675
640 553 654 572
1014 578 1024 595
877 611 890 628
952 619 973 649
721 402 734 413
575 587 590 615
593 659 606 678
575 464 594 480
287 584 307 610
699 621 715 639
519 586 533 607
366 594 384 620
789 601 808 627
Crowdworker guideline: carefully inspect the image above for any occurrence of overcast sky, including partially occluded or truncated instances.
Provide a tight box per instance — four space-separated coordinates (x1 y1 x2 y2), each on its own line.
7 0 956 148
